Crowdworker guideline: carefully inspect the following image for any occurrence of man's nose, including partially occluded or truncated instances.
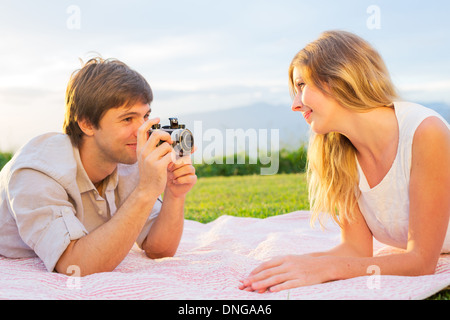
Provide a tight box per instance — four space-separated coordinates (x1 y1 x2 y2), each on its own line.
134 118 147 135
291 92 303 112
138 118 146 127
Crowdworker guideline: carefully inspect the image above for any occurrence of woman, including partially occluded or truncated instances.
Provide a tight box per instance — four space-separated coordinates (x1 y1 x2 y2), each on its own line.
239 30 450 293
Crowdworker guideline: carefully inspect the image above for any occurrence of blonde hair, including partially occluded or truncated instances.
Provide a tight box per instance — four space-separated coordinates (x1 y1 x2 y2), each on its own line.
288 30 398 227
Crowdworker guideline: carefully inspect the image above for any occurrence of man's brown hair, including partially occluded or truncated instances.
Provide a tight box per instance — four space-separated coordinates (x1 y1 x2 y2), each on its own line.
63 57 153 146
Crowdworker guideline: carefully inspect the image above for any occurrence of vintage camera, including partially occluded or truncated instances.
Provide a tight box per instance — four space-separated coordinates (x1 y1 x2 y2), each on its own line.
148 117 194 157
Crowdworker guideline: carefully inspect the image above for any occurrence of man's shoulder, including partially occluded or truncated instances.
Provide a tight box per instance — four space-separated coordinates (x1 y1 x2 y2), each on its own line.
4 133 77 185
117 163 139 185
117 162 139 177
116 163 139 202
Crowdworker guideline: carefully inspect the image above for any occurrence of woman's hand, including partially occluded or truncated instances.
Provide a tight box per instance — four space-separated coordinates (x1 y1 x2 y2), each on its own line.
239 254 335 293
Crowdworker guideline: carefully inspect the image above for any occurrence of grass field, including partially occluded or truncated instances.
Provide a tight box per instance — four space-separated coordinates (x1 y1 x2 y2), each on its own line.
184 173 449 300
184 173 309 223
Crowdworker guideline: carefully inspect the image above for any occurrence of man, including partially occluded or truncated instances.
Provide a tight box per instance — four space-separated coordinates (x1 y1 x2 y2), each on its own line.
0 57 197 276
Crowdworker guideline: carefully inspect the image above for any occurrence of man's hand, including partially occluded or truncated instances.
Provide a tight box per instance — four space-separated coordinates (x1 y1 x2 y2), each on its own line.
165 156 197 199
136 117 175 197
140 133 197 259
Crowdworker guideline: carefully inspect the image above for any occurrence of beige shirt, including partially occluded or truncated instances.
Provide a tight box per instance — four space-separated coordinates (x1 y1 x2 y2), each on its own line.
0 133 161 271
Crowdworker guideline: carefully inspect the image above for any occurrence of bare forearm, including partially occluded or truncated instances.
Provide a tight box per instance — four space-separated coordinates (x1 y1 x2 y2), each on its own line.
307 241 373 259
56 190 159 276
302 240 437 283
143 189 185 258
327 250 437 282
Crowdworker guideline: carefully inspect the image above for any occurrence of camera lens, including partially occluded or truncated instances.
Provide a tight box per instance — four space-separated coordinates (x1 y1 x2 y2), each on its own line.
171 129 194 157
180 129 194 152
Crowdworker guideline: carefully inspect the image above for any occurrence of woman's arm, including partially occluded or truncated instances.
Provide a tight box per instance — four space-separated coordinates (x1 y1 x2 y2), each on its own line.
239 203 374 293
240 117 450 293
403 117 450 272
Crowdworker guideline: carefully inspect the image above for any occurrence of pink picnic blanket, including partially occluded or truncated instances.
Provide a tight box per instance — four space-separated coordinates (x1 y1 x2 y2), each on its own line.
1 211 449 300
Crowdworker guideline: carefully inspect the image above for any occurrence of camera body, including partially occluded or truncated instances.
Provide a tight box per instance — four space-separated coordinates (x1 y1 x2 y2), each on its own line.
148 117 194 157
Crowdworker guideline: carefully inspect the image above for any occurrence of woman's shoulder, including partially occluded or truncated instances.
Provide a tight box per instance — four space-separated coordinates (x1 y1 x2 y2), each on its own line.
413 116 450 153
408 105 450 190
394 101 450 136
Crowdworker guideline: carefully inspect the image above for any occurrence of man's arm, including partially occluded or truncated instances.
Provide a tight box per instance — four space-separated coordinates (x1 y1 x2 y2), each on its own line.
142 191 185 259
55 189 160 276
56 119 177 276
142 156 197 259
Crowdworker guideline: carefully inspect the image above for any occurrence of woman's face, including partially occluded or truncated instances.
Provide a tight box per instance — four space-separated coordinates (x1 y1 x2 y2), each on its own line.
291 66 344 135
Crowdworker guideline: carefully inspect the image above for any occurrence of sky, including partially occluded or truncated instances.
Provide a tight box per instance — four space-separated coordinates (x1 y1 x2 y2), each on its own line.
1 0 450 151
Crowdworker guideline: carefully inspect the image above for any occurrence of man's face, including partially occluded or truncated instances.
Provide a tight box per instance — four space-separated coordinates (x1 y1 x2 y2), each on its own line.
92 102 151 165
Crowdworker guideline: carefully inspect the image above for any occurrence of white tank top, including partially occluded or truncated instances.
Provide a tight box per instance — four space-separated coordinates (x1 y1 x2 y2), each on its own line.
356 101 450 253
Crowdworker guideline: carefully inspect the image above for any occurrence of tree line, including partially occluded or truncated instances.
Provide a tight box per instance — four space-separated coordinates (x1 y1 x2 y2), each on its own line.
0 146 308 177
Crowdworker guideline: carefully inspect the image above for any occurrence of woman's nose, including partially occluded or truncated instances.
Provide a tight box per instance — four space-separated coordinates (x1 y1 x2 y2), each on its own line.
291 92 303 112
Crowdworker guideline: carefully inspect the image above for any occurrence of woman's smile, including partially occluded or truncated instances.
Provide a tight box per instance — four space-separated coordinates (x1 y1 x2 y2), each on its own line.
303 110 313 121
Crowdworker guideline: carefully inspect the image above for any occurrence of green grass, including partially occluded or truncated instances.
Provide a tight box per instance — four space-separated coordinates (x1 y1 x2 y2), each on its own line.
184 173 309 223
0 152 13 170
428 287 450 300
184 173 450 300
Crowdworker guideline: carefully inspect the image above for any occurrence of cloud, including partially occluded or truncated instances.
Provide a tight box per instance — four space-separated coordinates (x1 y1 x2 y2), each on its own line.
110 33 219 65
397 80 450 104
1 0 450 151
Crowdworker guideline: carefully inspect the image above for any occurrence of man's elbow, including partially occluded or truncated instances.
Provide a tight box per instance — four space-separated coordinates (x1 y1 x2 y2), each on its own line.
144 247 177 259
142 237 179 259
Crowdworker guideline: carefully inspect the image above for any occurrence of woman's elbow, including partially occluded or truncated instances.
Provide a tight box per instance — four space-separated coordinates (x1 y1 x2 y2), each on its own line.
408 251 439 276
417 260 438 276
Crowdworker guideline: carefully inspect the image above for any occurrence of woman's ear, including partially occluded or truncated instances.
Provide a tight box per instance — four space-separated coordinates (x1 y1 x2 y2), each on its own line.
77 118 95 137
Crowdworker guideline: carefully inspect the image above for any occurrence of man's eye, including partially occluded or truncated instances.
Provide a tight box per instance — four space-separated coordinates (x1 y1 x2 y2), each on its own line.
144 113 150 120
123 117 132 122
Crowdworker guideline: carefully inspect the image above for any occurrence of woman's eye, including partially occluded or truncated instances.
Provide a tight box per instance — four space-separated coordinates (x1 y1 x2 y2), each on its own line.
297 82 305 91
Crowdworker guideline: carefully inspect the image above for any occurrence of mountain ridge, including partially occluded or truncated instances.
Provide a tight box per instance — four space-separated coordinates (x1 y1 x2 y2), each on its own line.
166 101 450 150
